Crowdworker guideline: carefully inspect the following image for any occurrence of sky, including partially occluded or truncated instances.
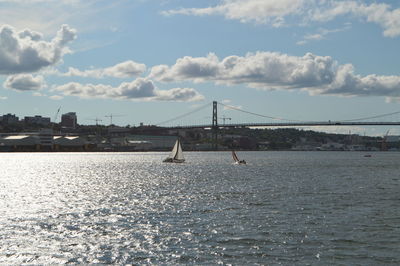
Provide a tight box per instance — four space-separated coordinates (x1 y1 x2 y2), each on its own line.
1 0 400 136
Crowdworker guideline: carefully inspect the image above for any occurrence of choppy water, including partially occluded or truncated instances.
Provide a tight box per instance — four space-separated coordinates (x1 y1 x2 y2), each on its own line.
0 151 399 265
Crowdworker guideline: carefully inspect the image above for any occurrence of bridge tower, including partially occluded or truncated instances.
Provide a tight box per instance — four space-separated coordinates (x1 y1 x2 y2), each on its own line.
212 101 218 150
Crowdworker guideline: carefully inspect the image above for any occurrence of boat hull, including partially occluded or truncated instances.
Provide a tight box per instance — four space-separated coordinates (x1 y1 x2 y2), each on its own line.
163 158 185 163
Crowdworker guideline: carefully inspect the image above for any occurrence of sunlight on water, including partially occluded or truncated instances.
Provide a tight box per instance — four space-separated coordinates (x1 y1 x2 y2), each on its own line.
0 152 399 264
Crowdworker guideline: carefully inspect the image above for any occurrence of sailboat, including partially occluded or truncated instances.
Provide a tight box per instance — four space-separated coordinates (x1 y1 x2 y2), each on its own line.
163 139 185 163
232 150 246 164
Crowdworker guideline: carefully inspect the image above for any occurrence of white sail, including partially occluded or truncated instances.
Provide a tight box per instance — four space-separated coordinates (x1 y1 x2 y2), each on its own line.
232 151 240 163
163 139 185 163
174 140 184 161
232 150 246 164
168 140 179 159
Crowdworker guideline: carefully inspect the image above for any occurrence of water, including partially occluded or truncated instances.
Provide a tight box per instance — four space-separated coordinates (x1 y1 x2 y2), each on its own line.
0 151 399 265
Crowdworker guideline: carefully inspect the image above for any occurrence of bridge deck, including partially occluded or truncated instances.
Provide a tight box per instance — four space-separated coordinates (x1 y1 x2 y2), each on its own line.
165 121 400 129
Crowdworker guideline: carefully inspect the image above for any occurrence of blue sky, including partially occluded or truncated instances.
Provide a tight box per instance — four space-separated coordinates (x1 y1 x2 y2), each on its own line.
1 0 400 136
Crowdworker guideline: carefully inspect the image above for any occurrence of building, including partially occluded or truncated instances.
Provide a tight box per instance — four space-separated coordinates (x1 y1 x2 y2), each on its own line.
385 135 400 143
1 113 19 125
53 136 91 151
38 129 54 149
61 112 77 128
99 135 177 151
24 115 51 126
0 135 40 151
0 130 94 152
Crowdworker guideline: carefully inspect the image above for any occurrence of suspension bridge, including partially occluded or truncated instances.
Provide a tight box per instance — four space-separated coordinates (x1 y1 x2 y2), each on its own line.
153 101 400 149
156 101 400 129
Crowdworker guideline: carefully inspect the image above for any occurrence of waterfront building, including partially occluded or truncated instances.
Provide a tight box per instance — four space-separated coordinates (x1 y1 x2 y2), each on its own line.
104 135 177 151
61 112 77 129
24 115 51 126
1 114 19 125
0 131 93 152
385 135 400 143
53 136 91 152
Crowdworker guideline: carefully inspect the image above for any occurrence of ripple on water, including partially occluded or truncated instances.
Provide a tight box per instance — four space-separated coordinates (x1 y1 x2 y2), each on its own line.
0 151 399 264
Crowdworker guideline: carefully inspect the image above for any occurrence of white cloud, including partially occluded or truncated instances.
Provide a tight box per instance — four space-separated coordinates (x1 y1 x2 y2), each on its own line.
149 52 400 100
312 1 400 37
0 95 7 100
0 24 76 75
296 40 307 46
297 25 351 45
163 0 400 37
49 95 63 100
0 3 63 36
52 77 204 102
32 91 46 97
0 1 111 36
219 99 243 111
322 65 400 98
64 60 146 79
3 74 46 91
0 0 81 3
155 87 205 102
150 52 337 87
162 0 307 26
149 53 222 83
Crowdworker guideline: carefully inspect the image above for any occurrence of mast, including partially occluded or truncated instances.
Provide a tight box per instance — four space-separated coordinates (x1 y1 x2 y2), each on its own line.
174 140 180 160
232 151 239 162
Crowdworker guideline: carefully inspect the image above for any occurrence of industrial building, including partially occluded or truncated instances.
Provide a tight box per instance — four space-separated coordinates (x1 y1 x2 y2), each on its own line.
0 130 94 152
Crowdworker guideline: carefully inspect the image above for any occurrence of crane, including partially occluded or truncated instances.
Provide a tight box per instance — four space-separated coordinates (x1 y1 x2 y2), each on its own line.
204 115 232 125
53 107 61 123
87 118 102 126
221 115 232 125
105 114 124 125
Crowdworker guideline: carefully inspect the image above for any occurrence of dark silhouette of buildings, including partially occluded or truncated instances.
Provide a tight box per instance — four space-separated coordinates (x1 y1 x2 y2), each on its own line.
61 112 77 129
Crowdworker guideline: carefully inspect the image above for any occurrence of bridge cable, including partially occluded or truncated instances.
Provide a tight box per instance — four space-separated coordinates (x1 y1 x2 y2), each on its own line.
218 102 304 122
339 110 400 122
155 101 212 126
220 102 400 123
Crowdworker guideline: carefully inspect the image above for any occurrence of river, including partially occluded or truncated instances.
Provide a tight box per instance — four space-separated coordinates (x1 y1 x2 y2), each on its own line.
0 151 399 264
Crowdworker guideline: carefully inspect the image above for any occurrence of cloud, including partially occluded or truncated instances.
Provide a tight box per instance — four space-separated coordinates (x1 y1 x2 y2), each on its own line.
0 1 112 36
149 53 221 83
163 0 400 37
32 91 46 97
297 25 351 45
149 52 400 100
0 24 77 75
0 96 7 100
3 74 45 91
219 99 243 110
0 0 81 3
322 65 400 98
64 60 146 78
52 77 204 102
162 0 307 26
311 1 400 37
150 52 337 87
49 95 63 100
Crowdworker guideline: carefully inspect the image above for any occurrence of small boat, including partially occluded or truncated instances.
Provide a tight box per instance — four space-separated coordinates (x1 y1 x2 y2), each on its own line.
232 150 246 164
364 154 372 157
163 139 185 163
